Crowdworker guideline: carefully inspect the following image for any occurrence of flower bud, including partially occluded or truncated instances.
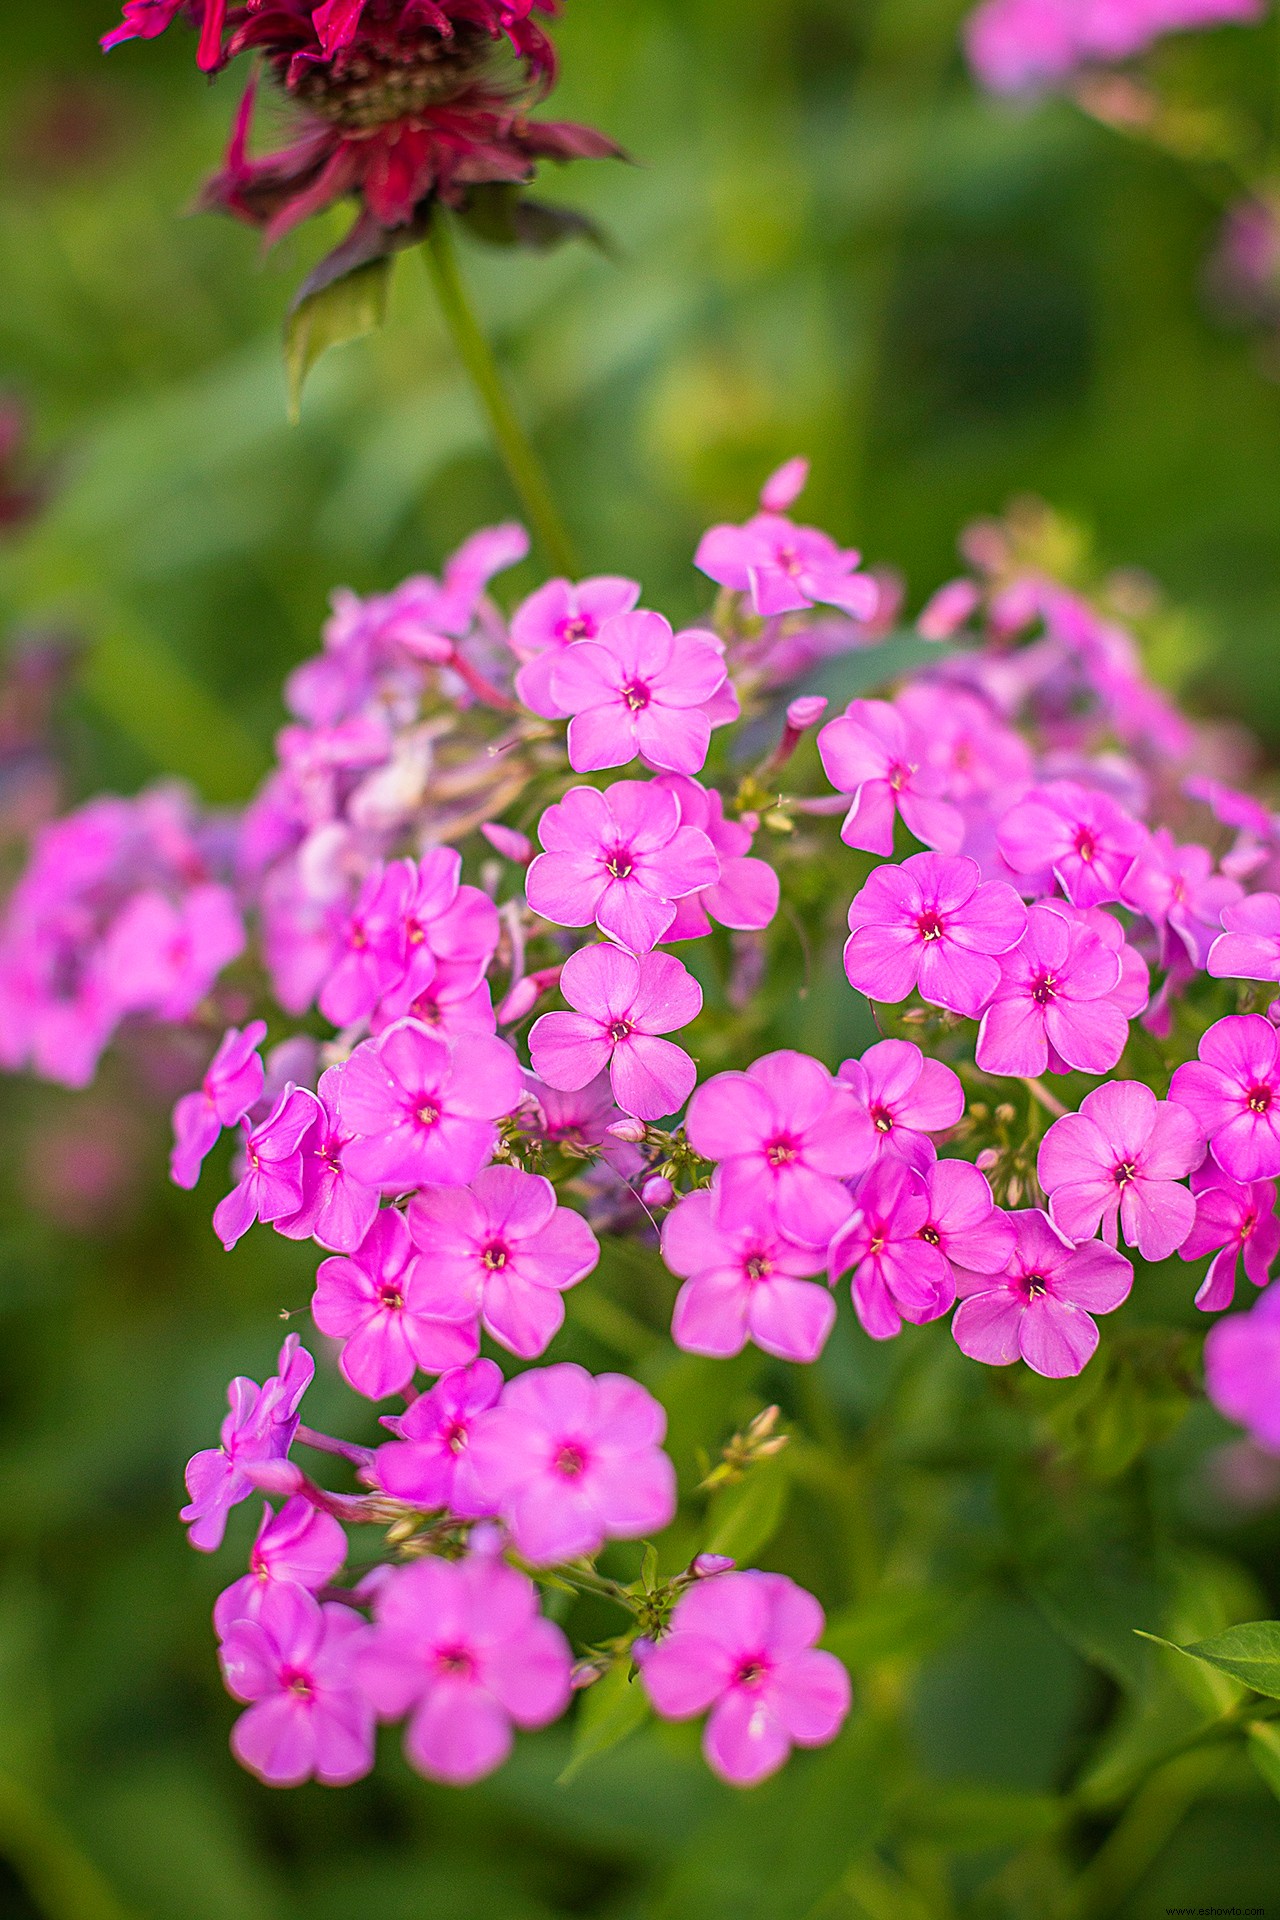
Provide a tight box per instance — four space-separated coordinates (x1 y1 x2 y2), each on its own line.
759 456 809 513
497 976 540 1025
692 1553 735 1578
917 577 980 641
641 1174 675 1207
606 1116 648 1144
482 821 533 864
785 695 829 731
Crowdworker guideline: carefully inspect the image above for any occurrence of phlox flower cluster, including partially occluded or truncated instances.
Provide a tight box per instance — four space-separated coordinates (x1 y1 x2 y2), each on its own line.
964 0 1264 95
17 455 1280 1798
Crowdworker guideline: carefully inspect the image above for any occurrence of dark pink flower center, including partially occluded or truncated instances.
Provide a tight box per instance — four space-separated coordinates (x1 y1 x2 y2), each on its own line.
605 848 634 880
920 1224 941 1246
1031 973 1057 1007
1242 1209 1259 1241
776 545 800 575
734 1656 768 1689
446 1421 469 1455
558 615 593 643
608 1019 634 1043
1023 1272 1049 1300
554 1443 588 1479
1074 828 1097 863
416 1102 440 1129
435 1645 476 1679
1248 1084 1274 1115
888 762 911 793
869 1231 886 1256
481 1242 508 1270
916 911 945 943
622 680 651 713
764 1136 798 1167
283 1669 314 1700
744 1254 772 1282
871 1105 894 1134
1113 1160 1138 1187
380 1284 405 1310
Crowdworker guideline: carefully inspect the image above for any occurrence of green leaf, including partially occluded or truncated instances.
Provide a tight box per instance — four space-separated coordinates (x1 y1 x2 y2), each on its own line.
556 1663 650 1786
1247 1720 1280 1802
702 1455 789 1564
1135 1621 1280 1699
894 1783 1065 1852
284 259 391 424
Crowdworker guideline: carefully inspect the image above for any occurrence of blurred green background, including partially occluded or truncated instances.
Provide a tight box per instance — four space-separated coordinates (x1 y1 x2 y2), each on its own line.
2 2 1280 1916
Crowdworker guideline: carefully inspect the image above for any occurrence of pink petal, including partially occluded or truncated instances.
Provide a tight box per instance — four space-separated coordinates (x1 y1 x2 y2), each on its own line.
1018 1296 1099 1378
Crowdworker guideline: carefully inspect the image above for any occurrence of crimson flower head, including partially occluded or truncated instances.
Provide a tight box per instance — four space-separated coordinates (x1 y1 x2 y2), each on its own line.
102 0 622 280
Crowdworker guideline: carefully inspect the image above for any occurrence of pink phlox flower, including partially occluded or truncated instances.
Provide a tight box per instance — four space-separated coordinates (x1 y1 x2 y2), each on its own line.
1204 1279 1280 1452
828 1159 956 1339
1180 1164 1280 1311
975 901 1130 1078
357 1554 572 1785
1123 830 1242 970
844 852 1027 1018
313 1205 479 1398
339 1020 522 1191
526 781 719 954
519 1070 645 1177
371 1359 505 1514
100 882 244 1021
1209 891 1280 983
372 958 497 1043
837 1038 964 1173
405 1164 599 1360
639 1570 851 1787
662 1186 834 1363
466 1363 677 1564
219 1583 374 1788
213 1496 347 1635
1037 1080 1204 1262
695 507 879 621
181 1335 314 1551
213 1084 320 1250
998 779 1148 908
917 578 982 641
170 1019 267 1190
550 611 731 777
529 941 702 1123
818 699 964 856
1170 1013 1280 1183
965 0 1264 96
370 857 500 1028
952 1209 1132 1378
896 682 1034 809
918 1158 1015 1288
651 775 779 939
273 1063 379 1254
685 1049 876 1248
510 576 642 718
318 859 419 1027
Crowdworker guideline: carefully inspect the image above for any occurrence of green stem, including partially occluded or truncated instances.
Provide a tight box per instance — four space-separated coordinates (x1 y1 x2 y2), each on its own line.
424 216 580 577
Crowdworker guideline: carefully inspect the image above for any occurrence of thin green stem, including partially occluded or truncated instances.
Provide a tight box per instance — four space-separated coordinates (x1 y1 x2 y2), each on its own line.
423 216 580 577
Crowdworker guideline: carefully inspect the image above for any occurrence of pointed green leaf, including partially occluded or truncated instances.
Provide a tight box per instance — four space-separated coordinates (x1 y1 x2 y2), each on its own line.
284 259 391 424
1247 1720 1280 1802
556 1662 650 1786
1136 1621 1280 1698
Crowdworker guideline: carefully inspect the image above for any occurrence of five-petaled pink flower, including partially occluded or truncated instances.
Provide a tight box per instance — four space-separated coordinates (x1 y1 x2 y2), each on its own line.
998 780 1147 908
219 1584 374 1789
844 853 1026 1018
551 611 731 777
510 575 641 718
662 1186 834 1363
695 507 878 620
273 1062 379 1255
312 1207 478 1398
371 1359 505 1515
1208 892 1280 983
213 1496 347 1635
1180 1165 1280 1311
1123 830 1241 972
213 1085 319 1251
405 1165 599 1360
818 700 963 856
357 1555 572 1786
828 1159 956 1339
837 1038 964 1173
975 902 1130 1078
685 1050 875 1248
466 1363 677 1564
1170 1014 1280 1183
952 1209 1133 1378
181 1335 314 1551
340 1021 522 1191
1037 1081 1204 1262
170 1020 266 1190
526 781 720 955
101 882 245 1021
916 1158 1014 1291
1204 1280 1280 1453
529 942 702 1122
639 1570 851 1787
